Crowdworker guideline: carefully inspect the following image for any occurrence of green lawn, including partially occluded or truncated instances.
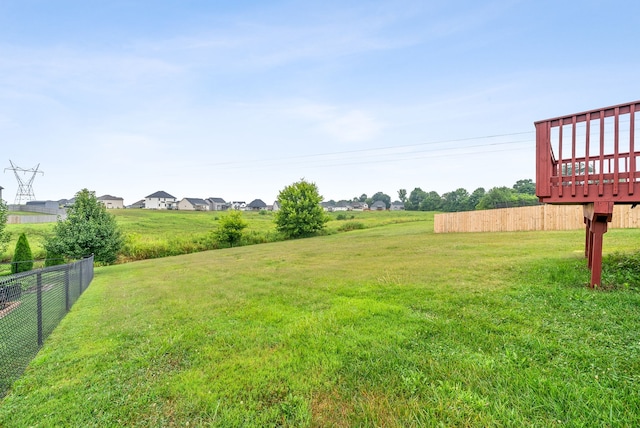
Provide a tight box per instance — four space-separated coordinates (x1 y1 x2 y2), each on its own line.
1 216 639 426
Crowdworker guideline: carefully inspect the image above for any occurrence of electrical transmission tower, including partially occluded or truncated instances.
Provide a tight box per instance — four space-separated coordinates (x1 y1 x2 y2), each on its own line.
4 160 44 205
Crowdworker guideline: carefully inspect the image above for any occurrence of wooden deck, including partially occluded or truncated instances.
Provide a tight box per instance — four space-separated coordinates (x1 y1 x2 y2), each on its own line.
535 100 640 287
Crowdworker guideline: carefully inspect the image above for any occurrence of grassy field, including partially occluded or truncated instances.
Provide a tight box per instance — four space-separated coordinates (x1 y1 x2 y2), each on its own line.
1 209 427 265
0 213 639 426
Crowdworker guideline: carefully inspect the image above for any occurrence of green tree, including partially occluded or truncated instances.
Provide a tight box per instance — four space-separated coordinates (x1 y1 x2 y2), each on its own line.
11 233 33 274
419 191 442 211
406 187 427 210
398 189 408 204
441 188 469 212
214 210 248 247
513 179 536 195
274 179 328 239
468 187 486 210
476 187 517 210
0 200 10 255
45 189 123 264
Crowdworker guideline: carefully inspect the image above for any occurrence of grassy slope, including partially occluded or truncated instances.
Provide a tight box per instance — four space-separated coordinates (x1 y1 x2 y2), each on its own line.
1 216 640 426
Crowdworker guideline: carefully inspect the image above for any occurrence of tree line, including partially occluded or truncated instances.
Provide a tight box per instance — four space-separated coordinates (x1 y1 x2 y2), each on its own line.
326 178 538 212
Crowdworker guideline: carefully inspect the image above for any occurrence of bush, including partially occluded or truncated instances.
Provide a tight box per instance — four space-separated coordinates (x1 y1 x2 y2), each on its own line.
11 233 33 274
44 251 66 267
274 179 328 239
214 211 248 247
45 189 124 264
602 251 640 289
337 221 365 232
336 213 347 220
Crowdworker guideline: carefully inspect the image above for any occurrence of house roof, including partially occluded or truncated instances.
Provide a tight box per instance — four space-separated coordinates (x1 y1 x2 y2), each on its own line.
208 197 226 203
371 200 387 208
183 198 208 206
248 199 267 208
146 191 176 199
98 195 124 201
391 201 404 206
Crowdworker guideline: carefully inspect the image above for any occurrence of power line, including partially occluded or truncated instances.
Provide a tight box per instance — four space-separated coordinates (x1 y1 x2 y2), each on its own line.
192 131 535 170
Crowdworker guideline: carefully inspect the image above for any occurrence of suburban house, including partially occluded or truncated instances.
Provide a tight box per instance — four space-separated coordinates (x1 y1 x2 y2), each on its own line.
370 200 387 211
128 200 145 209
207 197 229 211
390 201 405 211
231 201 246 210
98 195 125 209
177 197 210 211
321 201 335 211
145 191 177 210
334 201 351 211
351 202 368 211
271 201 280 211
247 199 267 211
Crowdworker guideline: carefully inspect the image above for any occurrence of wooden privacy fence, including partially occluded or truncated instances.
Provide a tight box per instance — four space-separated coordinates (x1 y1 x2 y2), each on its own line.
434 204 640 233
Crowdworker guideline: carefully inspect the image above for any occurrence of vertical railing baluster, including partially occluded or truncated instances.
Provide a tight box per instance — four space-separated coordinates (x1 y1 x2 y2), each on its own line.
614 107 620 195
599 110 605 195
630 104 636 195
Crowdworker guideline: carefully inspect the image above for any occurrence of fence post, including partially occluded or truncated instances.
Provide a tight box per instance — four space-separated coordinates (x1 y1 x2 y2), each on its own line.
65 264 70 312
79 261 83 295
37 271 43 347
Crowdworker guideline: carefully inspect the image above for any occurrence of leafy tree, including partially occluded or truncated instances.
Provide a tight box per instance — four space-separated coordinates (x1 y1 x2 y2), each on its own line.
476 187 516 210
11 233 33 274
0 200 10 255
44 189 123 264
513 179 536 195
398 189 408 204
441 188 470 212
406 187 427 210
371 191 391 209
358 194 368 203
274 179 328 239
419 191 442 211
468 187 486 210
214 210 248 247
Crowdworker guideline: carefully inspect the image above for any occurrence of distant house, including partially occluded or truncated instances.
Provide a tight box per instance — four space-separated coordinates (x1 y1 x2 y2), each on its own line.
247 199 267 211
321 201 335 212
128 200 145 209
231 201 246 210
98 195 125 209
334 201 351 211
351 202 368 211
390 201 405 211
370 200 387 211
271 201 280 212
145 191 177 210
178 197 210 211
207 197 229 211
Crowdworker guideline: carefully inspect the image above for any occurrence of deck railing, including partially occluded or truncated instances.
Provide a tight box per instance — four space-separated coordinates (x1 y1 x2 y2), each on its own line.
536 101 640 203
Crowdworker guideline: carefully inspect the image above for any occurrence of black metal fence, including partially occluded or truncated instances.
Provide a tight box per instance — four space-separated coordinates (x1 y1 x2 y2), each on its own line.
0 256 94 397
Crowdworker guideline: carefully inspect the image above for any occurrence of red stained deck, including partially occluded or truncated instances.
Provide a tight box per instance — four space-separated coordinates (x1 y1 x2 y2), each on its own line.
535 100 640 287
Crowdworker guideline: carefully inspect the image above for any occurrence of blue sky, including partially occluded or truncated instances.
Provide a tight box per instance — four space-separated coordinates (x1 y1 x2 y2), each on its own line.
1 1 639 205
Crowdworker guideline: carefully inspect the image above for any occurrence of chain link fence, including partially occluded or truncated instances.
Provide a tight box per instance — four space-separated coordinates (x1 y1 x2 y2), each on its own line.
0 255 94 397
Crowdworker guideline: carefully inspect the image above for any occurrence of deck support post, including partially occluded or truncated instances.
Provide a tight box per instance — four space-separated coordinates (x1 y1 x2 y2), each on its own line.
583 202 613 287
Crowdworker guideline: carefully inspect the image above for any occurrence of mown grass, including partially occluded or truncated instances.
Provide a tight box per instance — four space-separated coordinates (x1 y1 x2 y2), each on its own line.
1 219 639 426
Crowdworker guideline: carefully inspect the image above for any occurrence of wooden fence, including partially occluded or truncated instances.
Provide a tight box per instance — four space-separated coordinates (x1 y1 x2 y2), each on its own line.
434 204 640 233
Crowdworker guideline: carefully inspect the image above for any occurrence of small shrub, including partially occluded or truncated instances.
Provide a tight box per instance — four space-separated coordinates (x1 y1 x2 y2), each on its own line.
602 251 640 289
337 221 365 232
11 233 33 274
336 213 347 221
